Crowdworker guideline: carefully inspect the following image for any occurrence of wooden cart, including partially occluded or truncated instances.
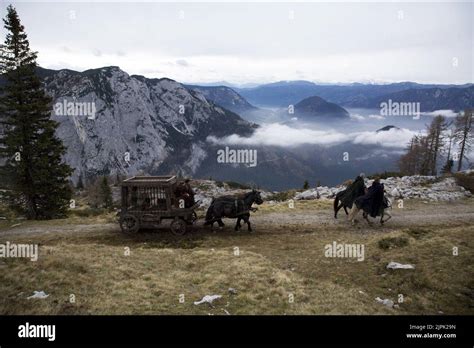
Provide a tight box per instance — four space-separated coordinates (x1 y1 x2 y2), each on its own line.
118 175 198 235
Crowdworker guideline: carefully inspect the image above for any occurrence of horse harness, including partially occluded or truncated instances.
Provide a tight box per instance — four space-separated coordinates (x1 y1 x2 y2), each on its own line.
234 199 252 216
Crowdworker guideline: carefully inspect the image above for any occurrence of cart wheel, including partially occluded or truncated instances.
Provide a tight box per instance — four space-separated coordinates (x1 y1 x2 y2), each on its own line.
120 214 140 234
170 219 187 236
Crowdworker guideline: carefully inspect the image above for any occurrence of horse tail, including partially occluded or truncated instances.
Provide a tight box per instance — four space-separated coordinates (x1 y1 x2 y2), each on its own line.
333 194 340 213
204 200 215 224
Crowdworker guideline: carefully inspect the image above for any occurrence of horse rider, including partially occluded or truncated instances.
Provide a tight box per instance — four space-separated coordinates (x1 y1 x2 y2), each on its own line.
338 173 367 210
174 178 195 208
348 177 384 225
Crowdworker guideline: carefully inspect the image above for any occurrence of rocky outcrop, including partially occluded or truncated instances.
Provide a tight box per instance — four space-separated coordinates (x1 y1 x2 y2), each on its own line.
382 176 471 201
193 180 272 208
294 176 472 202
109 175 471 209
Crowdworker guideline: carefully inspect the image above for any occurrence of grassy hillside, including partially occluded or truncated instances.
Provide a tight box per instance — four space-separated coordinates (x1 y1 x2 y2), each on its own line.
0 199 472 315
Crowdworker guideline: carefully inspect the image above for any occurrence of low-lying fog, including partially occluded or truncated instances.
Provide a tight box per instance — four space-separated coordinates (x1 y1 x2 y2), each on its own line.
204 108 466 189
214 108 461 150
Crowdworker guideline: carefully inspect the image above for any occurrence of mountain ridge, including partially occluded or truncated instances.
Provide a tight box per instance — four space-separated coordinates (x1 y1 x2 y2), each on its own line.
185 84 258 115
235 80 473 110
35 66 258 183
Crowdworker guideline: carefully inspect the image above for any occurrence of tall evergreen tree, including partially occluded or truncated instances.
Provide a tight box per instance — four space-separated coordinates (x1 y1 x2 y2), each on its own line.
454 109 473 172
399 134 429 175
441 159 454 175
0 5 73 219
399 117 448 176
100 176 113 209
426 115 448 176
76 174 84 190
443 127 455 174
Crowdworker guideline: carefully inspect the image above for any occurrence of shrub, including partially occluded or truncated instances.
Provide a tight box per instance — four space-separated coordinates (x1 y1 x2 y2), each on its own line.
303 180 309 190
0 202 18 221
405 227 431 240
69 207 106 217
85 176 114 209
378 236 409 250
453 172 474 193
225 181 251 190
267 190 297 202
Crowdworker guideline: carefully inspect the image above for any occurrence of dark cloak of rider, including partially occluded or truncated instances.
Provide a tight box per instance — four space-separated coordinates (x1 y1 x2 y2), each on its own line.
174 179 195 208
354 179 385 218
339 174 366 209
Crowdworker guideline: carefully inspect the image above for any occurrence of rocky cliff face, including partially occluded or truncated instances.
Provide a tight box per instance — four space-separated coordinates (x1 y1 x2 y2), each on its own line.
185 85 257 115
41 66 256 183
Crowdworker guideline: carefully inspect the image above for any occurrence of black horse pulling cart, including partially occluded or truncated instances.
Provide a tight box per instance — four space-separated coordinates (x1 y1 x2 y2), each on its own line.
118 176 198 235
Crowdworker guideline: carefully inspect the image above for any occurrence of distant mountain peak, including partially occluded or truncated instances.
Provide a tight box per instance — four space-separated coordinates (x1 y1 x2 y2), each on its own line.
294 95 349 119
376 125 400 132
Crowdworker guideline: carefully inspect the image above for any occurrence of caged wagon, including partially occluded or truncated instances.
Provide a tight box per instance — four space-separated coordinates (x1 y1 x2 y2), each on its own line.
118 175 199 235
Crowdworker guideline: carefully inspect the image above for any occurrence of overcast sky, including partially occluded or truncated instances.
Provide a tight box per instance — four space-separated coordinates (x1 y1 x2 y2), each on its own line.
1 1 472 85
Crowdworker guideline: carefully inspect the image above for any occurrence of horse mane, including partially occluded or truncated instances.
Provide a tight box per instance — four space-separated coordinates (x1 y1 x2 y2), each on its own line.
243 190 255 199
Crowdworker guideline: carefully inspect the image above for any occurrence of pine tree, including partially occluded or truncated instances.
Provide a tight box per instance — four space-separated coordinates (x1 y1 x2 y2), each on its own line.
303 180 309 190
426 115 448 176
100 176 113 209
0 5 73 219
399 135 426 175
454 109 473 171
76 175 84 190
399 117 448 176
441 159 454 175
443 127 455 174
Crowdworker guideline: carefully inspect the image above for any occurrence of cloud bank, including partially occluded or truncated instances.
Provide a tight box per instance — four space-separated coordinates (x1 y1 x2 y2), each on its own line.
422 110 459 118
207 123 419 149
352 128 417 148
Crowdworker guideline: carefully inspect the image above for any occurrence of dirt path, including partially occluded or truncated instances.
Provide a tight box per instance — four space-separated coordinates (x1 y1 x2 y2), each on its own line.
1 199 473 238
253 202 474 229
0 223 117 238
